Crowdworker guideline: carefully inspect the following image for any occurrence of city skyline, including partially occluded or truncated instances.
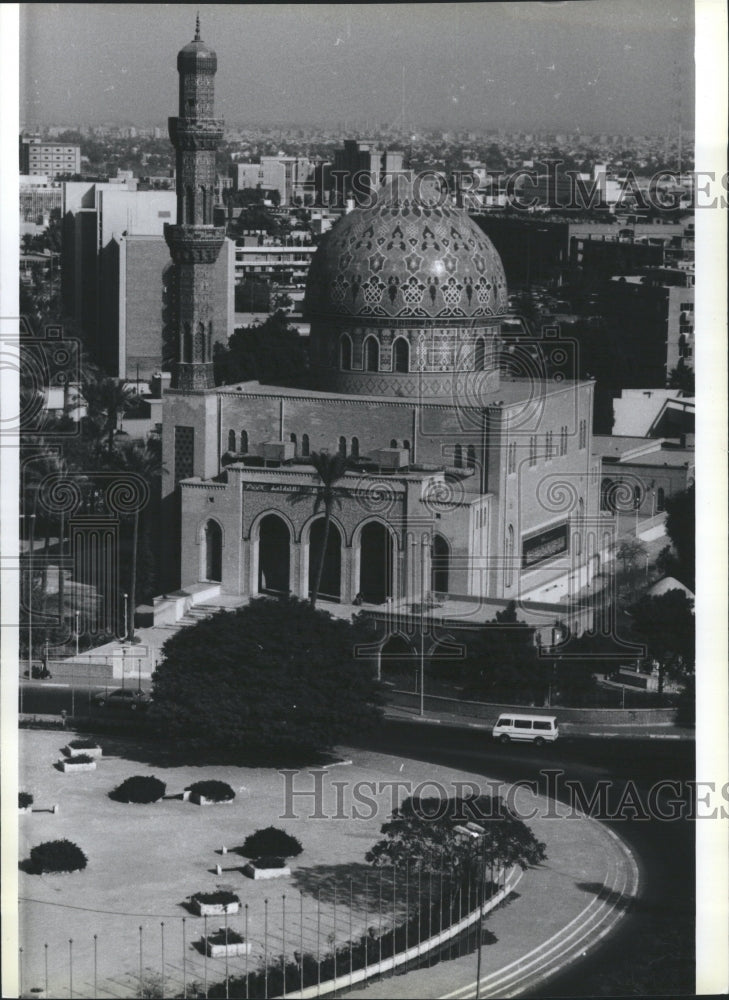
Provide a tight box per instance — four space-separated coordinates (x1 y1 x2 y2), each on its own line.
20 2 695 134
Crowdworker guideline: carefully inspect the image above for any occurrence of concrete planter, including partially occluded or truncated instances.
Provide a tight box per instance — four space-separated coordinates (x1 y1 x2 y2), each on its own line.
204 938 251 958
58 759 96 773
63 744 102 758
192 899 240 917
243 862 291 880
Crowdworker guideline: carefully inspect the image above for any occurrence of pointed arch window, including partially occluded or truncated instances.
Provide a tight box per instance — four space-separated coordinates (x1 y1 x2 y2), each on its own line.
302 433 310 457
351 436 360 459
393 337 409 373
340 334 352 371
338 436 347 457
290 432 297 455
239 430 248 454
227 430 236 452
364 336 380 372
505 524 515 588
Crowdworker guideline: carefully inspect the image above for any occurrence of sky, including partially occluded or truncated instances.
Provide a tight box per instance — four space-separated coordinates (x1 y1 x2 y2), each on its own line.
20 2 695 133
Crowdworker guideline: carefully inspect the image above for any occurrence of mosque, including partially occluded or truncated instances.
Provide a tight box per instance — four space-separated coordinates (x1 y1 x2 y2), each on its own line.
160 24 602 624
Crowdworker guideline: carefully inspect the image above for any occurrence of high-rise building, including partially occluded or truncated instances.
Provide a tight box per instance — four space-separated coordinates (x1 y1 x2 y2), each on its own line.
164 15 226 391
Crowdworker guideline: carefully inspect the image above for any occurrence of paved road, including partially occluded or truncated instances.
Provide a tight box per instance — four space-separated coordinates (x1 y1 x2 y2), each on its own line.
352 720 695 997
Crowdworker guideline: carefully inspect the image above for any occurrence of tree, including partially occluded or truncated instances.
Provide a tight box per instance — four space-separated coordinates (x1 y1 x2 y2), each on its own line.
151 597 383 754
81 376 136 456
365 793 547 876
213 312 308 387
668 365 695 396
290 451 351 606
663 484 695 590
103 439 163 641
629 589 695 695
446 603 543 704
615 537 647 577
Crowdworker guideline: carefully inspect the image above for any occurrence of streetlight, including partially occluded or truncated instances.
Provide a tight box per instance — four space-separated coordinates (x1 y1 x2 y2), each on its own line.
123 592 129 642
74 610 80 658
419 535 429 717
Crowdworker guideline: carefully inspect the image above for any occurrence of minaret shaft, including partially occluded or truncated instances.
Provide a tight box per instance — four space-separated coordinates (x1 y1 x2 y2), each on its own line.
165 21 225 391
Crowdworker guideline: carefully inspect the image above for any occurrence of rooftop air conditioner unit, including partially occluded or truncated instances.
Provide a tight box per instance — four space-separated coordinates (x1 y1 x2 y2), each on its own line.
372 448 409 470
262 441 295 462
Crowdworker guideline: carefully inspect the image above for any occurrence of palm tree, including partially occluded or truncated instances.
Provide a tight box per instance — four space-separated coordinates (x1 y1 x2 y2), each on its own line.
81 376 136 457
291 451 351 607
105 439 163 642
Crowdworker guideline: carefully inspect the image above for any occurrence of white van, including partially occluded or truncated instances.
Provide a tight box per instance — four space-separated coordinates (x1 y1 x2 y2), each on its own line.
492 714 558 745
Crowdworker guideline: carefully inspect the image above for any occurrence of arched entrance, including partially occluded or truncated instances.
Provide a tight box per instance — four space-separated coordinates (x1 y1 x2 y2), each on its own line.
258 514 290 595
309 519 342 602
359 521 394 604
204 520 222 582
431 534 450 595
379 634 412 683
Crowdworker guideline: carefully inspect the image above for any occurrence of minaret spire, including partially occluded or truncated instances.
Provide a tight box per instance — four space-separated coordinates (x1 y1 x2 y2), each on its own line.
195 11 201 41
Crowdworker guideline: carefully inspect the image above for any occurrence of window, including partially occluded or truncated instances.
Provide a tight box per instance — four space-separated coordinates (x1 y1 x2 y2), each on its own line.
633 485 642 509
301 433 310 457
227 430 236 452
403 439 410 455
497 718 512 727
290 432 297 454
533 721 552 731
339 436 347 457
514 719 532 729
239 430 248 454
475 337 486 370
454 444 463 468
467 445 476 469
364 336 379 372
505 524 514 588
340 334 352 370
351 436 359 459
529 436 537 467
393 337 409 373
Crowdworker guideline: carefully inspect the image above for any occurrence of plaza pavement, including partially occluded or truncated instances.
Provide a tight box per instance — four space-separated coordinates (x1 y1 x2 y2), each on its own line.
17 729 638 999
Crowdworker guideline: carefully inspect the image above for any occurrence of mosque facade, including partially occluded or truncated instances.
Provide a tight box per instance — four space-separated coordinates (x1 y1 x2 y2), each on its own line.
160 27 603 620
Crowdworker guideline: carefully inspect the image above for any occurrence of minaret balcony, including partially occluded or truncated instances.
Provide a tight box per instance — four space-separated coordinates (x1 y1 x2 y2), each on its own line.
164 225 226 264
169 117 225 150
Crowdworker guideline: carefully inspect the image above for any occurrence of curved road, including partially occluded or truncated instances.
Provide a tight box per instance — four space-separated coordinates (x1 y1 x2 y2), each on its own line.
354 719 695 997
19 688 694 996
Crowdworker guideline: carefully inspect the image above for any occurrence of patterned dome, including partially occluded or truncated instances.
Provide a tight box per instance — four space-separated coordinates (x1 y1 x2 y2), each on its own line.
305 178 508 323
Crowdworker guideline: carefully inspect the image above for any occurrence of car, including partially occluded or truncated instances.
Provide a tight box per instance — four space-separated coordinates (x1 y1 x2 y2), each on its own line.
92 688 151 711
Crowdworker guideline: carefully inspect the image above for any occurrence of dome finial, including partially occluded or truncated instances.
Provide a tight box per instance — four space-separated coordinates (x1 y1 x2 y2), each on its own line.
195 10 201 41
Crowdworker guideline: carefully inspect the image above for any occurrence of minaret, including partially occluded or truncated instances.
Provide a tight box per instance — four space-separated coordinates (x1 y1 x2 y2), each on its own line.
165 15 225 390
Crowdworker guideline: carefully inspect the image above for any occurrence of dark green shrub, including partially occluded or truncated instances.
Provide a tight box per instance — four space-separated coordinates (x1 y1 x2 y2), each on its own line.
237 826 302 859
19 791 33 809
191 890 239 906
109 775 166 804
29 839 87 873
67 738 99 750
186 780 235 802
